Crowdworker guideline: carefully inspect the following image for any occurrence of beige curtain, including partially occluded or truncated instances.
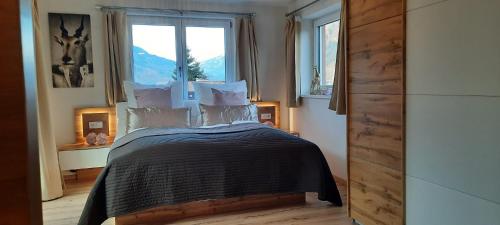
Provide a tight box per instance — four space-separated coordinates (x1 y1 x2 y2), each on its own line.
104 10 130 106
329 0 347 115
285 16 300 108
235 16 260 102
33 0 63 201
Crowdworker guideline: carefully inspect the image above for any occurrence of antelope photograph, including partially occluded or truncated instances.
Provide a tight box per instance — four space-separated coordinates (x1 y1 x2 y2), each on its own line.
49 13 94 88
1 0 499 225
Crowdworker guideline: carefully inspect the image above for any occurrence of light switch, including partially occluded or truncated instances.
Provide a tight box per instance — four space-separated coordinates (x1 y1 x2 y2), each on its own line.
89 121 104 129
261 113 272 120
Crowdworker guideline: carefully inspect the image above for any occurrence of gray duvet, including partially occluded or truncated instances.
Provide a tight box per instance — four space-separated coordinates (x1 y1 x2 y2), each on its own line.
78 123 342 225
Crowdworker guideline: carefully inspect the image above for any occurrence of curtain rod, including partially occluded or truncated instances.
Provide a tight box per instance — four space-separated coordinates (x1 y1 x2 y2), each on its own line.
285 0 321 17
96 5 256 17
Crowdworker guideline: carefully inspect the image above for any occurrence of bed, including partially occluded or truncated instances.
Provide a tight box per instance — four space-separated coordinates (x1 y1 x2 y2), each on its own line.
78 99 342 225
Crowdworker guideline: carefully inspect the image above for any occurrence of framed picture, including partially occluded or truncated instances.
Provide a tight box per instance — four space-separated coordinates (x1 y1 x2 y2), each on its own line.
49 13 94 88
82 113 110 137
74 107 116 144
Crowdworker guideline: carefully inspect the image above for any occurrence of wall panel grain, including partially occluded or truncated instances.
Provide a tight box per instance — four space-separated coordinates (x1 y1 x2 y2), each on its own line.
347 0 405 225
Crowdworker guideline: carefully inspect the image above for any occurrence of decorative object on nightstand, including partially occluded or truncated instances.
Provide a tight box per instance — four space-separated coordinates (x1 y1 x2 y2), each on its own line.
253 101 280 128
96 132 108 145
310 66 321 95
86 132 97 145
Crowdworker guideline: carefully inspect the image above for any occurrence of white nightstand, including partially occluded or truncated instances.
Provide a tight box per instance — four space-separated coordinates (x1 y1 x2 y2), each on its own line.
58 142 112 171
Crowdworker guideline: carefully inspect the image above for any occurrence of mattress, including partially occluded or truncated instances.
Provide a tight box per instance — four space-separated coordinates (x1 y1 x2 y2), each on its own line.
78 123 342 225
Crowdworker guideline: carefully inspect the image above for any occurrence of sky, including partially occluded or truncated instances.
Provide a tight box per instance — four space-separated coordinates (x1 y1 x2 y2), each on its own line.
132 25 225 62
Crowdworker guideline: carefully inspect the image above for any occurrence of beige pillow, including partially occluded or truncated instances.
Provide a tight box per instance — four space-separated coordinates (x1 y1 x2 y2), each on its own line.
199 104 258 126
127 107 190 133
211 88 247 106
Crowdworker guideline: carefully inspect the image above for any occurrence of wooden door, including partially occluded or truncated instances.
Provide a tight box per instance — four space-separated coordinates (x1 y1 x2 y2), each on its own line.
0 0 42 224
347 0 406 225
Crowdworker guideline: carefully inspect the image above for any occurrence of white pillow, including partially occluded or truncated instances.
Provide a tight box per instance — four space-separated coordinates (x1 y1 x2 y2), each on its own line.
124 80 184 108
115 102 128 140
194 80 248 105
199 124 230 129
232 120 260 125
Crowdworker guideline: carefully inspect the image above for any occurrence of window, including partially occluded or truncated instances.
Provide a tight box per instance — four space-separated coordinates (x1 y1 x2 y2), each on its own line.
130 16 233 99
132 24 177 85
314 15 340 89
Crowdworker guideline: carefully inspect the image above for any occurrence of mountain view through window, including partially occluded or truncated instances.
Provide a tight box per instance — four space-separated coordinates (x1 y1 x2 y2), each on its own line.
319 20 340 86
132 25 226 86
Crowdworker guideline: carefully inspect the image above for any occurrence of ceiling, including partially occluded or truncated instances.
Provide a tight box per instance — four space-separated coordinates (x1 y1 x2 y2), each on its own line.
193 0 295 6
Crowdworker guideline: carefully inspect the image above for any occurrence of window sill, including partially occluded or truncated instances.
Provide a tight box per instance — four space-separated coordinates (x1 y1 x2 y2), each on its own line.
301 95 331 100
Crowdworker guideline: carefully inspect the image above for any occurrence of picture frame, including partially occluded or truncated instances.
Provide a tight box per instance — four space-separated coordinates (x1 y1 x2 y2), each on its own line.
48 13 94 88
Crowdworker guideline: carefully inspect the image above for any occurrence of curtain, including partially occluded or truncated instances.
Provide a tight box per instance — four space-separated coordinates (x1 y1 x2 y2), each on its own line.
329 0 347 115
235 16 260 102
285 16 300 108
33 0 63 201
104 10 130 106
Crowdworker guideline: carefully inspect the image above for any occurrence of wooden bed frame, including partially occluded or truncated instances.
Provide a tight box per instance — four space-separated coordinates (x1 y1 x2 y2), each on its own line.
115 193 305 225
113 100 303 224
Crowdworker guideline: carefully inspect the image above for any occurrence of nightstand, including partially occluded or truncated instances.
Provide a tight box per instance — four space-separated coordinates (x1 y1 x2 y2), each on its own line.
58 142 113 184
58 142 112 171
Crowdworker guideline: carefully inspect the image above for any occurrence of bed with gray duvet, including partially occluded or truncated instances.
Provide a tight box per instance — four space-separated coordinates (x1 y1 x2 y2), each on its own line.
78 123 342 225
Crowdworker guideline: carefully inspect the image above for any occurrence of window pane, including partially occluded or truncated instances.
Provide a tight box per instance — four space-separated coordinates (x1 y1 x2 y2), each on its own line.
319 21 340 86
185 27 226 99
132 25 177 85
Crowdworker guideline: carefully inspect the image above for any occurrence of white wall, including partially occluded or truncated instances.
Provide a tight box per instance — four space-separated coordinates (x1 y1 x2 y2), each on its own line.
406 0 500 224
288 0 347 180
290 99 347 179
38 0 288 145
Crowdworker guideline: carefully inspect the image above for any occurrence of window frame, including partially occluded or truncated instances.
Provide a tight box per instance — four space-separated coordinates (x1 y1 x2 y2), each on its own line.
181 18 234 99
313 12 340 87
128 15 235 99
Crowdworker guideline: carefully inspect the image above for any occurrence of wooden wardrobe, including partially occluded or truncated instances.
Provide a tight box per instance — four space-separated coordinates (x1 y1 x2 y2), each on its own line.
0 0 42 224
347 0 406 225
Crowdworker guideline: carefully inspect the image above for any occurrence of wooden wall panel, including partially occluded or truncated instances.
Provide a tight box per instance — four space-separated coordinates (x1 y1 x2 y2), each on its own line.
349 94 403 171
349 0 402 28
350 159 403 225
349 16 403 56
349 16 404 94
0 0 41 225
347 0 405 225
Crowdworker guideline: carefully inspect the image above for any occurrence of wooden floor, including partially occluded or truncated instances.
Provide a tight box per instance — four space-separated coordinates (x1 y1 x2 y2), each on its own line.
43 180 351 225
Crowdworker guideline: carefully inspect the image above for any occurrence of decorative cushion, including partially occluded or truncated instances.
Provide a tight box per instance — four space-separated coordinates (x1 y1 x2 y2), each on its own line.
199 104 258 126
134 87 172 108
126 107 190 133
194 80 248 105
123 80 184 108
211 88 247 106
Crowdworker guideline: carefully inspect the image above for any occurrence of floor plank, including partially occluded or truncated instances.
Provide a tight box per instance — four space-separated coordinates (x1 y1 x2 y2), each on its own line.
43 180 350 225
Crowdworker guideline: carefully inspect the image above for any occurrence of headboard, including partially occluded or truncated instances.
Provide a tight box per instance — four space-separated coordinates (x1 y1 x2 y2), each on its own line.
115 102 128 139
